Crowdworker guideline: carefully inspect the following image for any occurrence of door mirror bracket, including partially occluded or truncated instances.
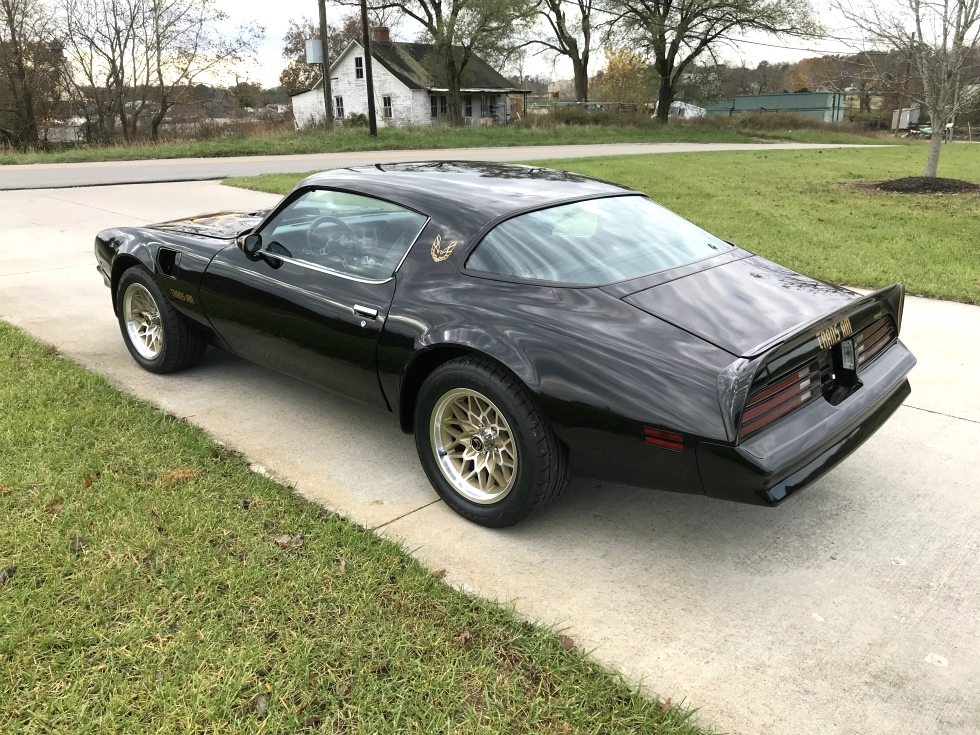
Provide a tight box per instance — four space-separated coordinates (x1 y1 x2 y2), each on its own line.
240 233 262 258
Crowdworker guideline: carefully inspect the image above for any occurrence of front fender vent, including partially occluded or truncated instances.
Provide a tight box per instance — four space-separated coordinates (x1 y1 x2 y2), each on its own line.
157 248 180 278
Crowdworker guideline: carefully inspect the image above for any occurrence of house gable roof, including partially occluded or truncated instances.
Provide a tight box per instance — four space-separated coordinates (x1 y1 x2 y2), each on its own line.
292 40 524 97
370 41 520 92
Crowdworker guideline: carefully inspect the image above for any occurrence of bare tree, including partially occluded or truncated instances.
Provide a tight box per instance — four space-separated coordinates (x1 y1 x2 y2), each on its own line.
364 0 537 125
675 59 726 100
532 0 595 101
59 0 261 144
1 0 63 146
837 0 980 177
606 0 819 122
144 0 262 140
61 0 141 143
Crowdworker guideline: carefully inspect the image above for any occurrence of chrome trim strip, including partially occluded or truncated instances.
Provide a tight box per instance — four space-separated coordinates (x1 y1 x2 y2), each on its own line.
257 252 392 284
393 216 432 275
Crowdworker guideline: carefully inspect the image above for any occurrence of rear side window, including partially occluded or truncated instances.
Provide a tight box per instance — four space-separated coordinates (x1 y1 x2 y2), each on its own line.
465 195 732 285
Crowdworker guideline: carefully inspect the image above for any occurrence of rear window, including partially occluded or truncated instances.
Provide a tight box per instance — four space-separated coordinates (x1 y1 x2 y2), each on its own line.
465 195 732 285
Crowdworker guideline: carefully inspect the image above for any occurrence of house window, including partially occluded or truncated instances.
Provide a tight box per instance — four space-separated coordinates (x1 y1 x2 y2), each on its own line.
334 96 344 118
481 94 500 120
440 95 448 115
430 95 438 118
463 95 472 117
382 95 392 118
355 57 364 80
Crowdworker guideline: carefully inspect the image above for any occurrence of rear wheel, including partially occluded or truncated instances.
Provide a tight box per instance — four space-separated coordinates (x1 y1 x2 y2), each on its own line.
415 356 570 527
117 265 207 373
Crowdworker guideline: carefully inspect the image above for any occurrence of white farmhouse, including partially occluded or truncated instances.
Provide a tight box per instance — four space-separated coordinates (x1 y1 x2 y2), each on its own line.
291 29 526 128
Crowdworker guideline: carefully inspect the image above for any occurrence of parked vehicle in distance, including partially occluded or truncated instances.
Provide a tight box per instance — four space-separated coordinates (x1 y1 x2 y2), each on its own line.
95 162 915 527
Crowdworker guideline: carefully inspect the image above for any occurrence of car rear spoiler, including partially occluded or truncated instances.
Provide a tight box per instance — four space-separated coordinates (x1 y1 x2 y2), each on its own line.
716 283 906 442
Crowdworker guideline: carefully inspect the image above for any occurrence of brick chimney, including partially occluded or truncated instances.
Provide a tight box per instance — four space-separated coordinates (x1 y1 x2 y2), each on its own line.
372 27 390 43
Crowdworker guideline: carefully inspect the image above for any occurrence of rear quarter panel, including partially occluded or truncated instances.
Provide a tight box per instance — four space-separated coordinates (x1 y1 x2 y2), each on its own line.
380 224 734 493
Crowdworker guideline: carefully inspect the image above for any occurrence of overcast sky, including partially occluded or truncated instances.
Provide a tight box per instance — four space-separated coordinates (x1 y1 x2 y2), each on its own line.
215 0 865 88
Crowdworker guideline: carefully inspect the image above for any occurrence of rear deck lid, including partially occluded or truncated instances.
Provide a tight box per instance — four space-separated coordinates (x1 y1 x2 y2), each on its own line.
624 255 859 357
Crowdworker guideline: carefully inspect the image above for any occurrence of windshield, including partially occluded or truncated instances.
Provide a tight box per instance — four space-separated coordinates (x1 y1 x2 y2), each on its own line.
465 195 732 285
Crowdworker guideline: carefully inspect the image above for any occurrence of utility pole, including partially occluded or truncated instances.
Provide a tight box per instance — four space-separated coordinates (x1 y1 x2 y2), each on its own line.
359 0 378 136
317 0 333 128
894 33 914 138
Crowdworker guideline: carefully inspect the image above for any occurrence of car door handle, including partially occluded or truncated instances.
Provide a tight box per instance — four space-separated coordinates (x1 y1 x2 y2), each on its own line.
352 304 378 320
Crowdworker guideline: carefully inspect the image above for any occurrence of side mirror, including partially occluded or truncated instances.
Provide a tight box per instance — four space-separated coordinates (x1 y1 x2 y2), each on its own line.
240 233 262 256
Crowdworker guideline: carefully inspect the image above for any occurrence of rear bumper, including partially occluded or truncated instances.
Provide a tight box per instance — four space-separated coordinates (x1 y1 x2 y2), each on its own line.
697 340 915 505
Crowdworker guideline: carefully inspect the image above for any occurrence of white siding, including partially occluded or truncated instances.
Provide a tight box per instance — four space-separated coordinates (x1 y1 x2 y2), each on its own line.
329 43 425 127
410 90 434 125
291 88 327 129
291 42 513 129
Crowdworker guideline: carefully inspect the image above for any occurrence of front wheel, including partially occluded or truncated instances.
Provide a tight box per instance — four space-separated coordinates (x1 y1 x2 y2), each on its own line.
415 356 570 527
116 265 207 373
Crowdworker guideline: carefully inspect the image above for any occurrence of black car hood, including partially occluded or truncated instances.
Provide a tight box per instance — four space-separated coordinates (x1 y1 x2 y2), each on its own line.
149 210 269 239
624 255 859 357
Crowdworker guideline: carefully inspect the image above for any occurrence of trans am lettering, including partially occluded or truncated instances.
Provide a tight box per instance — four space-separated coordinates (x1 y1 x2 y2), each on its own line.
816 317 853 350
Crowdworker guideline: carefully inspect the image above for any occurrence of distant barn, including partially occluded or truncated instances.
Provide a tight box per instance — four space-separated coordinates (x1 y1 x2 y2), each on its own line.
705 91 846 122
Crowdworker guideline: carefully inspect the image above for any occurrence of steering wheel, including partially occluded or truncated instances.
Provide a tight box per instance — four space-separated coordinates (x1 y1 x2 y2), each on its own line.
306 215 361 267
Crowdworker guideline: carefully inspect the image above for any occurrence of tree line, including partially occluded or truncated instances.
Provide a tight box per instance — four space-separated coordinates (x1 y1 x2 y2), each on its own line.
341 0 978 175
339 0 977 131
3 0 978 165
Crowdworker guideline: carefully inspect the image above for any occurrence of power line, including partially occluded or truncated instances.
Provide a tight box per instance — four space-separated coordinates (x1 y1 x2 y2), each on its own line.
728 36 865 55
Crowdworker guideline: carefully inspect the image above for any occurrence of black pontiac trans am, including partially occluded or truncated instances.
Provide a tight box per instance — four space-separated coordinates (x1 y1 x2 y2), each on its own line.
95 162 915 527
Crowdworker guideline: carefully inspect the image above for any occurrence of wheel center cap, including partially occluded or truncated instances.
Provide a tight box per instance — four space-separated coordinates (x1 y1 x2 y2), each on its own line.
470 436 485 452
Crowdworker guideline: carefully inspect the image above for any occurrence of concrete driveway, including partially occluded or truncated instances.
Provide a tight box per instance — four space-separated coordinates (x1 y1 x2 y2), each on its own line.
1 181 978 735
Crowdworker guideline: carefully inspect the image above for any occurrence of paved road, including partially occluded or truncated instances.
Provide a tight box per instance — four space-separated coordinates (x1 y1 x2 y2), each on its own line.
2 181 978 735
0 142 886 189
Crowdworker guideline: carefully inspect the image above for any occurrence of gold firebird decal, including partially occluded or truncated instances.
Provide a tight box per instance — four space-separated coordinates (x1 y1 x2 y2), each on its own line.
430 233 457 263
816 317 853 350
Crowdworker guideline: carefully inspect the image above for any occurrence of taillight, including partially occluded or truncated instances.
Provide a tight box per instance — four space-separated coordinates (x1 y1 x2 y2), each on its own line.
854 317 896 368
739 361 823 439
643 427 685 451
897 286 905 333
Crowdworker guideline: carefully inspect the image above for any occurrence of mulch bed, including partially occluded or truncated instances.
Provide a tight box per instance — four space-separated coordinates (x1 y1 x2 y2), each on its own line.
871 176 980 194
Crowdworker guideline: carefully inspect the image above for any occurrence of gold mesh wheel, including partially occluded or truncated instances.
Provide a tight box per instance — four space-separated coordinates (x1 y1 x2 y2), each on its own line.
122 282 163 359
430 387 518 504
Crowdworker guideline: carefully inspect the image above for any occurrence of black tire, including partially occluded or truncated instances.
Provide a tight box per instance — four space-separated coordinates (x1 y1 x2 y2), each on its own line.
116 265 207 374
415 356 570 527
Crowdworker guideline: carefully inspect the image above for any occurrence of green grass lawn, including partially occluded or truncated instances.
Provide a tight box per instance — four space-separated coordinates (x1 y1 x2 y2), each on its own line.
0 322 709 734
0 120 885 166
226 144 980 305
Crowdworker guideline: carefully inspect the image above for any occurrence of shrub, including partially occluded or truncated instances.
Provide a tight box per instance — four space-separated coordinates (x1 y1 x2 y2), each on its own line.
516 107 658 129
346 112 369 128
686 111 871 135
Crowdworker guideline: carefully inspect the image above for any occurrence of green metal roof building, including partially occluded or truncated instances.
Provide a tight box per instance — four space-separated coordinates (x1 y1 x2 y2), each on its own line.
705 92 845 122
